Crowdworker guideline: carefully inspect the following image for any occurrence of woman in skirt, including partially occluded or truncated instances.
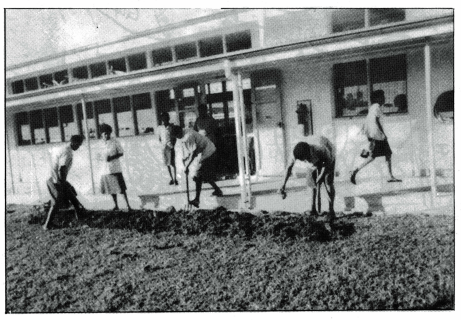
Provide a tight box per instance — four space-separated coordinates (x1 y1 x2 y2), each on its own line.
99 123 132 211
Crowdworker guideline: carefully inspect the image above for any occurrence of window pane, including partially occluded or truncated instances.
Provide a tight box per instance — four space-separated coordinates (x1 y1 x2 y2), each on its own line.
209 82 223 94
54 70 68 85
226 30 252 52
128 53 147 71
44 107 61 143
60 105 79 141
72 66 89 82
25 77 39 91
332 9 365 33
176 42 197 61
90 62 107 78
108 58 127 74
16 112 31 145
333 60 368 117
95 100 114 137
30 110 46 144
39 74 53 89
77 102 97 139
371 55 408 114
155 90 176 125
199 36 223 57
12 80 25 94
152 47 173 66
369 9 405 26
114 96 134 137
133 93 155 134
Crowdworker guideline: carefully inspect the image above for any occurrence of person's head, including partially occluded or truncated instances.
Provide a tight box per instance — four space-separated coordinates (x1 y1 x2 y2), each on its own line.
99 123 113 141
371 90 385 106
171 125 184 139
70 135 84 151
293 142 310 161
198 104 208 117
160 112 170 125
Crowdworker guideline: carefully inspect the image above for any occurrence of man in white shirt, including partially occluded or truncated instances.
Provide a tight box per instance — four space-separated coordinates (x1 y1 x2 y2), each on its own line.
172 126 223 208
43 135 85 230
350 90 401 184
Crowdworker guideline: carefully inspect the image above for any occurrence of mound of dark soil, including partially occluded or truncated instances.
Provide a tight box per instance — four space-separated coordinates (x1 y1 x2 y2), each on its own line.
27 206 354 241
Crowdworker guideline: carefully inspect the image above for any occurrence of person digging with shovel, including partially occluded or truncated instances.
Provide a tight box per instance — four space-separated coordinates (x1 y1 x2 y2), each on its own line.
171 125 223 208
279 135 336 222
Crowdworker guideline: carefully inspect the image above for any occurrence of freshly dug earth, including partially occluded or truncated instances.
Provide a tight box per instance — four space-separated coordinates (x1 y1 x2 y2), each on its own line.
6 204 454 311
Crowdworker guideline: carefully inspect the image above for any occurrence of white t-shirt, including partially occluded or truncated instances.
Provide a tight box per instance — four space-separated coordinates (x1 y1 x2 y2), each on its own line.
50 145 73 183
364 103 386 140
180 129 216 161
100 138 124 174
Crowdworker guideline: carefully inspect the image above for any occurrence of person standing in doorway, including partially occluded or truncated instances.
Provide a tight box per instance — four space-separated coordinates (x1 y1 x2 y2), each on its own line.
43 135 86 230
99 124 132 211
350 90 402 184
158 112 178 185
171 125 223 208
194 104 218 145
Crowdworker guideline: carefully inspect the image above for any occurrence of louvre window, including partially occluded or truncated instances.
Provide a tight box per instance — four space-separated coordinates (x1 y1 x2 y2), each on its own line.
108 58 127 74
114 96 134 137
133 93 155 134
12 80 25 94
54 70 68 85
16 112 31 145
332 9 365 33
60 105 79 141
369 8 405 26
72 66 89 82
39 74 53 89
43 107 61 143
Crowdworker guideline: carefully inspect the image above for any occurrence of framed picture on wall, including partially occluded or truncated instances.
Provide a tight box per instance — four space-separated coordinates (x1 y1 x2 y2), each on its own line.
296 100 313 136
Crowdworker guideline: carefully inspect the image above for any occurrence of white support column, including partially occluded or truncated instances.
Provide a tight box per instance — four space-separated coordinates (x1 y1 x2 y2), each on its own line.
81 97 96 194
424 43 437 205
224 60 246 209
6 131 15 194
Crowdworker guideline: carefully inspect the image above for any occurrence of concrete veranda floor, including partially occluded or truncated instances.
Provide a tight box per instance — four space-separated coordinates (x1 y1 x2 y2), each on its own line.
6 175 454 216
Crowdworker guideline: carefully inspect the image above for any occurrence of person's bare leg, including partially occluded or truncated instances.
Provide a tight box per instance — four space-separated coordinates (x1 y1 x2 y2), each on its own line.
311 187 318 215
190 178 202 208
43 205 57 230
351 157 375 184
167 166 174 184
172 165 178 185
386 155 401 182
121 191 131 211
325 178 336 221
209 180 223 196
111 194 119 210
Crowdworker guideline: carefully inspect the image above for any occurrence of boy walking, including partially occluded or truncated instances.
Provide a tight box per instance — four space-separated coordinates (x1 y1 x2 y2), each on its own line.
350 90 401 184
158 112 178 185
171 126 223 208
43 135 86 230
279 135 336 221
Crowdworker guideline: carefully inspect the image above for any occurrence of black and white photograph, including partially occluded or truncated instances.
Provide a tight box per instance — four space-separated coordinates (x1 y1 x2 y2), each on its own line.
3 4 455 313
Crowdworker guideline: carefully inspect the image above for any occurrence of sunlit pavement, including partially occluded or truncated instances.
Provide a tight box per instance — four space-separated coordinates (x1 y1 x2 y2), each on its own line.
6 176 453 216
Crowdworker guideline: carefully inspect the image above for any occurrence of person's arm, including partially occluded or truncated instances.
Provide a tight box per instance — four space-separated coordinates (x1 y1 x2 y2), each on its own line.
279 158 296 198
107 141 124 162
184 149 200 174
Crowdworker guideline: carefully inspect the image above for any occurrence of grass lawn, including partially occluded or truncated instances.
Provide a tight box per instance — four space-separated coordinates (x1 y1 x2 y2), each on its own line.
5 204 454 312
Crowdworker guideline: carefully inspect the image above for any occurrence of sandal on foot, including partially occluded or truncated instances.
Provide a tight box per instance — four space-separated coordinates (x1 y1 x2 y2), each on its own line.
388 178 402 183
212 190 223 197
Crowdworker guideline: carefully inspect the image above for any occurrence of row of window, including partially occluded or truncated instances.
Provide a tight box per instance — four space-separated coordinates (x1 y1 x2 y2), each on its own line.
15 93 156 146
10 30 252 95
334 54 408 117
14 79 254 146
332 8 406 33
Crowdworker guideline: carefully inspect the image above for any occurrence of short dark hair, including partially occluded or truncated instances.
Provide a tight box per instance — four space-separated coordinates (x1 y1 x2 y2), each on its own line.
171 125 183 138
70 135 84 144
371 90 385 104
99 123 113 135
293 142 309 160
160 112 170 121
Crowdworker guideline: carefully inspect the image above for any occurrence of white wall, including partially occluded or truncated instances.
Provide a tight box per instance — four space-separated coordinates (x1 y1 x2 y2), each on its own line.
279 43 453 181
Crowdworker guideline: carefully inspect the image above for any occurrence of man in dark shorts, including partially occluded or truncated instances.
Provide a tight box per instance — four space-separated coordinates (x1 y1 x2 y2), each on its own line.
279 135 336 221
43 135 86 230
350 90 402 184
171 126 223 208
